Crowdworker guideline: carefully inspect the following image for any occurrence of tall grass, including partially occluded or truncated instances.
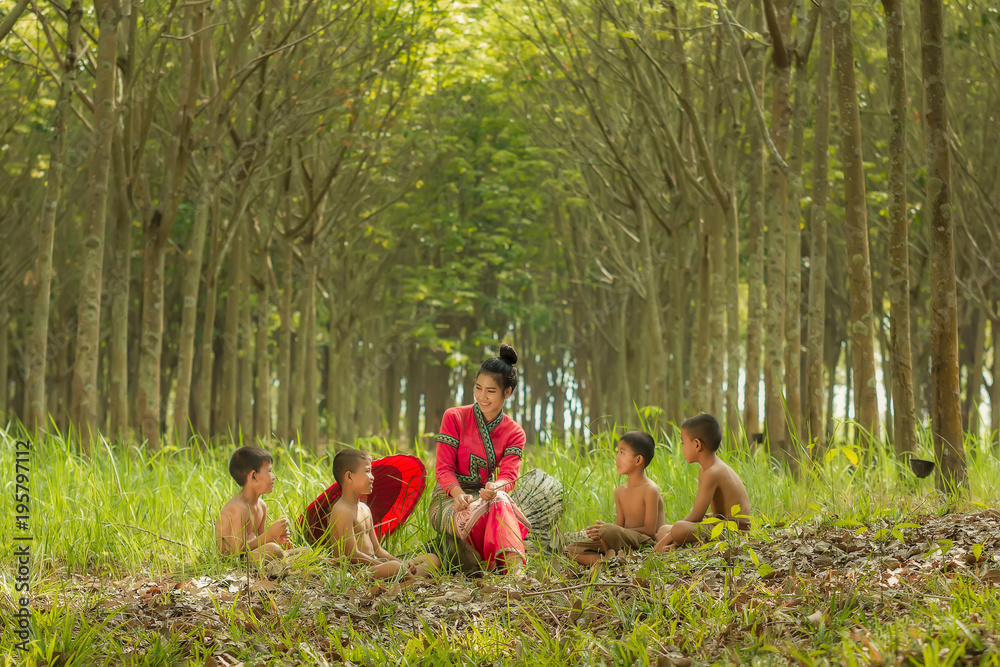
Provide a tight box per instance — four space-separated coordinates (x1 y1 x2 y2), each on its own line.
3 420 1000 665
2 419 996 573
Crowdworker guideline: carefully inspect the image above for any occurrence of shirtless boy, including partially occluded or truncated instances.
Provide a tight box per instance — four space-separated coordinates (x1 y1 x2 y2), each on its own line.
215 446 300 562
654 413 752 551
327 449 440 580
567 431 665 565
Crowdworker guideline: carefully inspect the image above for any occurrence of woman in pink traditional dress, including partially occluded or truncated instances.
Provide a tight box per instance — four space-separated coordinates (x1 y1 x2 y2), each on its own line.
429 343 529 572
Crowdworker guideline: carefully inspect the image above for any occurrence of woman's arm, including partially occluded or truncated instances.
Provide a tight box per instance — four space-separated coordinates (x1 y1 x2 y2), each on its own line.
434 408 462 495
493 426 526 491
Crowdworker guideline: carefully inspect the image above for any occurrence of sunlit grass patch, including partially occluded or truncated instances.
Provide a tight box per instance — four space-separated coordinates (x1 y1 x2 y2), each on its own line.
2 421 1000 665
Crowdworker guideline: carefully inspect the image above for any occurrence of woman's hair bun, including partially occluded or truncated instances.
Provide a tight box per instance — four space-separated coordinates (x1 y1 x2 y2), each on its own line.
478 342 519 392
498 343 518 366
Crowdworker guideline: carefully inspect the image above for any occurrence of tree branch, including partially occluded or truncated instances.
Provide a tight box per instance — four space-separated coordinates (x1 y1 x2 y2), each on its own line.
0 0 31 45
714 0 789 175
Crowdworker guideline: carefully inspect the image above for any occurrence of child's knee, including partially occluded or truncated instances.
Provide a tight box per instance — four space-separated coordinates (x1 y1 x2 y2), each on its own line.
371 560 404 579
259 542 285 561
425 553 441 569
655 525 671 541
671 522 696 544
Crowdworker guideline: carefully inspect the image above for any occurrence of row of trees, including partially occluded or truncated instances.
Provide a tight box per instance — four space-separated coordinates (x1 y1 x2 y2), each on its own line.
1 0 998 490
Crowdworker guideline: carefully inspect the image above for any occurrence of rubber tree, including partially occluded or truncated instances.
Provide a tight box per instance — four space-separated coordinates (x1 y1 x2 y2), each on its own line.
921 0 966 490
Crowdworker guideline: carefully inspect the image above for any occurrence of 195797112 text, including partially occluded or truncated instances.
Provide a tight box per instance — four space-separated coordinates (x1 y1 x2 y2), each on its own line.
12 439 32 653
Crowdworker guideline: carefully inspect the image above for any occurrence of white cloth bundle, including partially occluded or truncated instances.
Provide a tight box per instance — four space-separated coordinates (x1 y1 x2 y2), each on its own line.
452 491 530 539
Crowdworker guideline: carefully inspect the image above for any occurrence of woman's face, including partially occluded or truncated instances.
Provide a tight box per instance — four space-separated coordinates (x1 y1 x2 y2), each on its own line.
474 372 511 415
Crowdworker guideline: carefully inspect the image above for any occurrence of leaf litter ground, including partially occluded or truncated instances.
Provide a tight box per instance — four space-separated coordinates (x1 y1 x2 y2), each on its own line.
21 511 1000 666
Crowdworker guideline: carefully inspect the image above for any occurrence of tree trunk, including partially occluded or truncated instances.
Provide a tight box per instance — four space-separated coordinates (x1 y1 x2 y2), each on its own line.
276 240 293 441
784 5 818 455
725 188 740 442
743 52 766 440
51 316 70 431
844 338 853 427
136 216 168 448
405 349 422 445
425 353 451 450
290 324 304 440
920 0 966 490
303 249 319 451
617 298 631 418
991 307 999 447
326 298 344 443
194 202 220 440
27 0 81 432
668 243 686 421
833 0 880 441
254 249 271 441
881 0 919 457
708 208 726 419
71 0 120 447
692 223 711 412
962 310 985 435
108 130 133 441
136 4 203 450
386 356 401 438
238 230 254 442
763 0 794 454
553 368 566 441
825 337 842 444
0 0 32 45
875 292 895 442
220 228 242 436
173 181 210 441
638 202 666 407
0 299 7 421
806 0 833 449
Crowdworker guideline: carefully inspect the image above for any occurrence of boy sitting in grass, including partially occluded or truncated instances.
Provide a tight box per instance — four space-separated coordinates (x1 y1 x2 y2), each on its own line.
326 449 440 580
654 413 752 551
567 431 665 565
215 446 302 563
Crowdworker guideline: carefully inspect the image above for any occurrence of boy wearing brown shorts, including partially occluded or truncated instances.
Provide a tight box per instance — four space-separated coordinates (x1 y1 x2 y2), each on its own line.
567 431 665 565
654 413 752 551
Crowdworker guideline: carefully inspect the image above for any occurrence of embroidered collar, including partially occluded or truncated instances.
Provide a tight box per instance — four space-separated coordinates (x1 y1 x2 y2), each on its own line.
473 402 503 433
473 403 503 475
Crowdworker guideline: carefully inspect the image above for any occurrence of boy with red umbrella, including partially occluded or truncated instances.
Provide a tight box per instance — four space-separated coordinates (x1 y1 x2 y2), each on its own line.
305 449 438 580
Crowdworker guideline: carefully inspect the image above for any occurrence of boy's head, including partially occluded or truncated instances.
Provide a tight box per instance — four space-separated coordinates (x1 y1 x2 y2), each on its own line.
229 446 274 491
333 449 374 493
616 430 655 473
680 413 723 458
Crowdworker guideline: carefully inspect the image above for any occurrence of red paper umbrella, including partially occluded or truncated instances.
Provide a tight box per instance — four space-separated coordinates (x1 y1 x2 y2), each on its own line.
299 454 427 545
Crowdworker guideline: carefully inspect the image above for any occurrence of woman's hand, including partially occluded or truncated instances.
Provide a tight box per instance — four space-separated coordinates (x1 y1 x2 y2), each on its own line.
479 480 507 502
451 490 474 512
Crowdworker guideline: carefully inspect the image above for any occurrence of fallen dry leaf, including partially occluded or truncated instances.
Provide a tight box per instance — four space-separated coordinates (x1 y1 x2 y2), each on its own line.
251 579 276 592
444 588 473 603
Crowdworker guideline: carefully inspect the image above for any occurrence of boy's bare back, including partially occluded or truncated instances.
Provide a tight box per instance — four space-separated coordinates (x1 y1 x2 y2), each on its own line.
654 415 752 551
615 477 665 537
215 495 266 555
327 499 378 558
698 458 752 524
327 495 440 580
215 447 294 563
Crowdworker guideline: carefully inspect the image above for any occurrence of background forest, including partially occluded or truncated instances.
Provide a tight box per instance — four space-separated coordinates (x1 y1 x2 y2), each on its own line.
1 0 998 481
4 0 1000 664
